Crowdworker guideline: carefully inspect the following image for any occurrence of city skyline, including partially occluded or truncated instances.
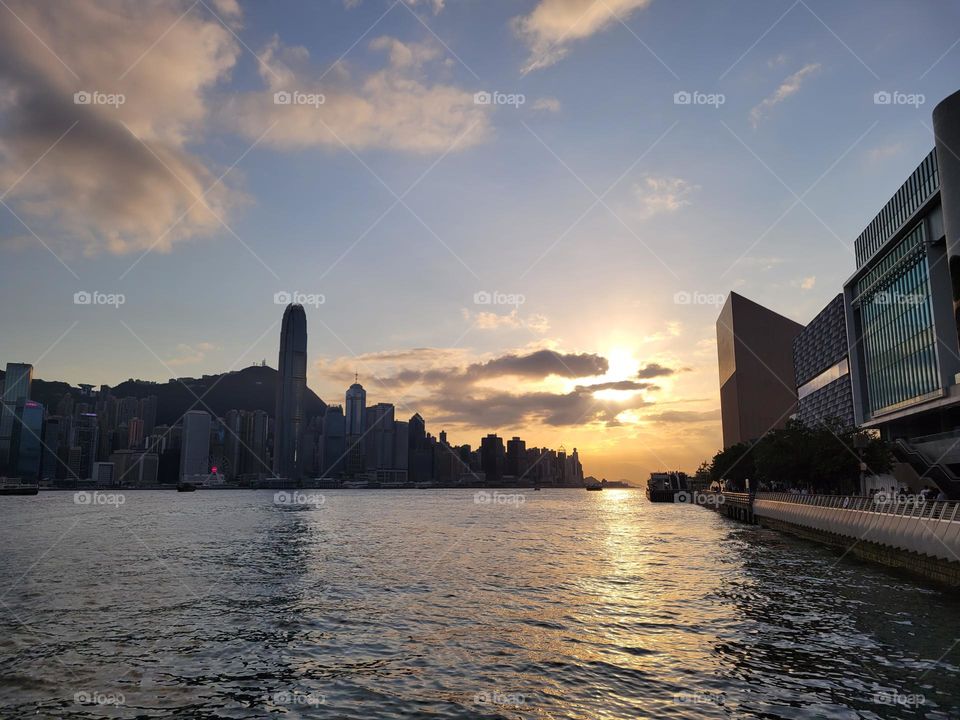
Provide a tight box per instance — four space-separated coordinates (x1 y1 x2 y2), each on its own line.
3 0 960 481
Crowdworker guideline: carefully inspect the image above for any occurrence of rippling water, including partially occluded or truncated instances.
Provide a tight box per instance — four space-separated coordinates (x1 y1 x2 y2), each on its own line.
1 489 959 719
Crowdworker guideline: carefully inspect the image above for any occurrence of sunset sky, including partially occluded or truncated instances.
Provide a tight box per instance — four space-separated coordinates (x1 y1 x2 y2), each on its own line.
2 0 959 481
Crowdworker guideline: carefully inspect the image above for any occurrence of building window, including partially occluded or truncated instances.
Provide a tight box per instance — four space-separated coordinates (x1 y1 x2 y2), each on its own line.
798 358 849 400
854 222 940 417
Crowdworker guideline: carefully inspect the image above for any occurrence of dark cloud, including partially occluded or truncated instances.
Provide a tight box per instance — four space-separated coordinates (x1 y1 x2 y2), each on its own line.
642 409 720 424
467 350 607 380
636 362 687 379
427 388 652 428
574 380 657 392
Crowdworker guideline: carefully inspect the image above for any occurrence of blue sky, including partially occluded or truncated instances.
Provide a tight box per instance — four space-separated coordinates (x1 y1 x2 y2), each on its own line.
1 0 959 480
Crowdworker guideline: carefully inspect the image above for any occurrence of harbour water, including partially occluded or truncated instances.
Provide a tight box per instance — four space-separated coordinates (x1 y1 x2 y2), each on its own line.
1 489 959 719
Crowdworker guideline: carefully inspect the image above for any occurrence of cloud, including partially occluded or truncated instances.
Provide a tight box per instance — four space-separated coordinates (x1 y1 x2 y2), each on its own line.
800 276 816 290
636 362 684 379
749 63 821 128
221 35 491 153
634 177 697 219
465 308 550 333
346 0 445 12
317 346 653 428
167 342 218 367
532 97 562 112
867 142 903 161
641 409 720 424
575 380 657 392
0 0 240 254
513 0 654 73
469 350 608 379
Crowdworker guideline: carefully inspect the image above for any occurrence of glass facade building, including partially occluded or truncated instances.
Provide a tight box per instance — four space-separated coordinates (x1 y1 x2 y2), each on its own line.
843 91 960 434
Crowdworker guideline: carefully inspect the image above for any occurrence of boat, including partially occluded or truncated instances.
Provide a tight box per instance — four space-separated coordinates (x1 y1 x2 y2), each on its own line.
645 471 688 503
586 483 604 491
176 482 197 492
0 478 39 496
534 486 541 491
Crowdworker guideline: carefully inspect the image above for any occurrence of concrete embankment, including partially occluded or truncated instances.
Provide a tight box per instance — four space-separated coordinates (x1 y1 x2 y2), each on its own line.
697 492 960 588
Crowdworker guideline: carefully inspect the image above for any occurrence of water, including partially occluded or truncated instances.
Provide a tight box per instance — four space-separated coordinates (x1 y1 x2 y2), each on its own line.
1 489 958 719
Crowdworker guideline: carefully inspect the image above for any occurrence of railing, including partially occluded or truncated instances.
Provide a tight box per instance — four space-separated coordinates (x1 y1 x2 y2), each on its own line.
756 492 960 522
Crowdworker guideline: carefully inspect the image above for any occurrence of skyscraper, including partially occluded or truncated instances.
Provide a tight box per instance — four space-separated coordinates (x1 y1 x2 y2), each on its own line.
274 303 308 480
0 362 32 472
345 378 366 436
345 378 366 475
180 410 211 482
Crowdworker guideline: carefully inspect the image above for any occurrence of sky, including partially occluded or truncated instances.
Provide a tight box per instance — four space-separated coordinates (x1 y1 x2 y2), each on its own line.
1 0 959 482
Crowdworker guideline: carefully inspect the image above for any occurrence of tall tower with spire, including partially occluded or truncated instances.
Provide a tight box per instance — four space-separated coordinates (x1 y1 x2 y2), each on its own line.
274 304 308 480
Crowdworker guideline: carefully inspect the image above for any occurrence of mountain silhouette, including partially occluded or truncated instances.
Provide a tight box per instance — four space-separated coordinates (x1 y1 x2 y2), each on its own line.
4 364 326 425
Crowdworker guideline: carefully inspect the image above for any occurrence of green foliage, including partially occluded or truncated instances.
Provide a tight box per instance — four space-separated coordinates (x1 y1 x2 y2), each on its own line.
702 419 892 494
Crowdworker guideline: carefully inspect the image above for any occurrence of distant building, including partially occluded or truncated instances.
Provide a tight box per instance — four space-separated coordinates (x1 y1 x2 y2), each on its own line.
345 380 366 475
13 401 44 480
180 410 211 481
319 405 346 477
793 294 855 428
70 413 99 481
274 303 308 480
110 450 159 486
480 434 505 483
91 462 115 486
506 436 526 478
0 362 32 472
717 292 804 447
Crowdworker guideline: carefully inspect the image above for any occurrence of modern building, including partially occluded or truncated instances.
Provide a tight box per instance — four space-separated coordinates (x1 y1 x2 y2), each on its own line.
843 90 960 438
13 401 44 480
344 379 366 475
506 436 526 478
0 362 33 472
319 405 346 477
91 461 115 486
274 303 308 480
110 450 159 486
716 292 804 447
180 410 211 482
480 434 505 483
793 294 855 428
70 413 99 481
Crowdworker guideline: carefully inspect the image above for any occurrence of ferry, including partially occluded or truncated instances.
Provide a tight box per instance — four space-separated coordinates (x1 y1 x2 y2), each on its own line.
0 478 39 495
645 471 688 503
176 482 197 492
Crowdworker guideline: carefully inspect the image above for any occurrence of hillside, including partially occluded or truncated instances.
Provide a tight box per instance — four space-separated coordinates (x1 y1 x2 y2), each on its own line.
2 365 327 424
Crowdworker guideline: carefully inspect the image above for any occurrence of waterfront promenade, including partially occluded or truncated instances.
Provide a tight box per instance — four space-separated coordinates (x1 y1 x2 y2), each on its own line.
697 491 960 586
